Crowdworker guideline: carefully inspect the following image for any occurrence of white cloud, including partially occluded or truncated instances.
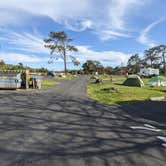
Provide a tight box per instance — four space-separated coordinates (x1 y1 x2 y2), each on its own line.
64 19 93 32
0 30 50 64
76 45 130 66
97 30 131 41
0 29 48 54
138 18 166 47
108 0 144 30
0 53 43 63
0 0 147 40
0 10 21 26
0 29 130 67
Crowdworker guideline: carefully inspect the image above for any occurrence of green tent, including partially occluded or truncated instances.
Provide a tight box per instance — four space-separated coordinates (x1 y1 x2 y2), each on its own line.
123 75 144 87
148 76 166 86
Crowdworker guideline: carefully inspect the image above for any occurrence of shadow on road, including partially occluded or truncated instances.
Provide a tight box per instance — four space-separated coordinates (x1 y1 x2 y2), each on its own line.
0 89 166 165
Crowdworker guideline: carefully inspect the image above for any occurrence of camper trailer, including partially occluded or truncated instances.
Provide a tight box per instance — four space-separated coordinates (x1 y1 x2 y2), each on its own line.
139 68 159 77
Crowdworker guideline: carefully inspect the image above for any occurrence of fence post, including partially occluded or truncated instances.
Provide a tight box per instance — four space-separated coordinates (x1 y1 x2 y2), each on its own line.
25 70 29 89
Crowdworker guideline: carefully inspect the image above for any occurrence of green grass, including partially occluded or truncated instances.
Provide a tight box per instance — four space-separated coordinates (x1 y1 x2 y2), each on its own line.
41 74 74 89
56 75 74 80
41 79 57 88
87 75 166 104
100 75 126 82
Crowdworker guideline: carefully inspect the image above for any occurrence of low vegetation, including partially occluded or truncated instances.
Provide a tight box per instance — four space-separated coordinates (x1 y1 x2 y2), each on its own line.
87 75 166 104
41 78 57 88
56 75 74 80
0 61 48 73
41 74 74 88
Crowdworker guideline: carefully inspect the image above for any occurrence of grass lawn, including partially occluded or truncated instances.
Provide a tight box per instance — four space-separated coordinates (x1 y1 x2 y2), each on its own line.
41 74 75 89
87 75 166 104
56 75 74 80
41 78 57 88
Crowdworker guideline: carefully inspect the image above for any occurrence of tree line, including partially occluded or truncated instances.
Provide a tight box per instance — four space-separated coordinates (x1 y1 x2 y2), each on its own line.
127 45 166 75
82 45 166 75
0 61 48 73
0 30 165 75
81 60 126 75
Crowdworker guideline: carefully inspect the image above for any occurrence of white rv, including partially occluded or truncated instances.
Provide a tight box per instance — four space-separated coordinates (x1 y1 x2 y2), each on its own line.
139 68 159 77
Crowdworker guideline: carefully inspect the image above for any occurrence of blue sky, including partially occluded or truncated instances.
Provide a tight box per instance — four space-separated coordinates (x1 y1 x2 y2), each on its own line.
0 0 166 70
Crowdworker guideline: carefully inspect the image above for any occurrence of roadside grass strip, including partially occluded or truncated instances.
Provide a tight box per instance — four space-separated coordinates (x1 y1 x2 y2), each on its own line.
41 79 57 88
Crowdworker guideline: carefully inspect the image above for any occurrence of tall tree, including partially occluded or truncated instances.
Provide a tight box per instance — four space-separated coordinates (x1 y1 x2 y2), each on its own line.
44 31 78 74
144 48 159 67
127 54 141 74
149 45 166 75
161 49 166 75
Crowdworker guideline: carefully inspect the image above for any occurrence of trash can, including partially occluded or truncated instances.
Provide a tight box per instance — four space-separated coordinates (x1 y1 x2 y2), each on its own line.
29 77 41 89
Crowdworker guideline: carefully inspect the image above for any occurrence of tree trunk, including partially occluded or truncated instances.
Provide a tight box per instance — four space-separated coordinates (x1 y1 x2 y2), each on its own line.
64 50 67 75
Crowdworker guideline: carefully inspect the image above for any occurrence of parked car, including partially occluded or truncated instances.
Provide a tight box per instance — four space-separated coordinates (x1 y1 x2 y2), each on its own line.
47 71 55 77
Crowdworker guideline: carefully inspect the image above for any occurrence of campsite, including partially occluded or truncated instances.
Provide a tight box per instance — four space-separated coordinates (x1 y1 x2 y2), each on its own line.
87 75 166 104
0 74 165 166
0 1 166 166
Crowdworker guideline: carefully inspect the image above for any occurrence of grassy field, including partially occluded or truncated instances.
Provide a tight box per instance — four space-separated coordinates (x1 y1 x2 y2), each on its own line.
56 75 74 80
41 74 74 88
87 75 166 104
41 78 57 88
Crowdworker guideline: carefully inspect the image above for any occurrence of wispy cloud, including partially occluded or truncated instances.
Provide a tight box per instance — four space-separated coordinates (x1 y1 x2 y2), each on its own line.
0 29 49 64
0 0 147 40
138 18 166 47
64 19 93 32
108 0 144 30
0 29 48 54
76 45 131 66
0 53 43 63
97 30 131 41
1 0 163 69
0 28 130 67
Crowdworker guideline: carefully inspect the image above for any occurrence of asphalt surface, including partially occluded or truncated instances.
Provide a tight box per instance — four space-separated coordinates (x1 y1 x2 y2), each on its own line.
0 75 165 166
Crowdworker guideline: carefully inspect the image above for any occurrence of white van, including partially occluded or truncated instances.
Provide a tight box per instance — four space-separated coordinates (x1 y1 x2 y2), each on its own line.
139 68 159 77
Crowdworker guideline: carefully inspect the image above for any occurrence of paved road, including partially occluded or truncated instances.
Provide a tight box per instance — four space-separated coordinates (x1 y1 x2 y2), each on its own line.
0 76 165 166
